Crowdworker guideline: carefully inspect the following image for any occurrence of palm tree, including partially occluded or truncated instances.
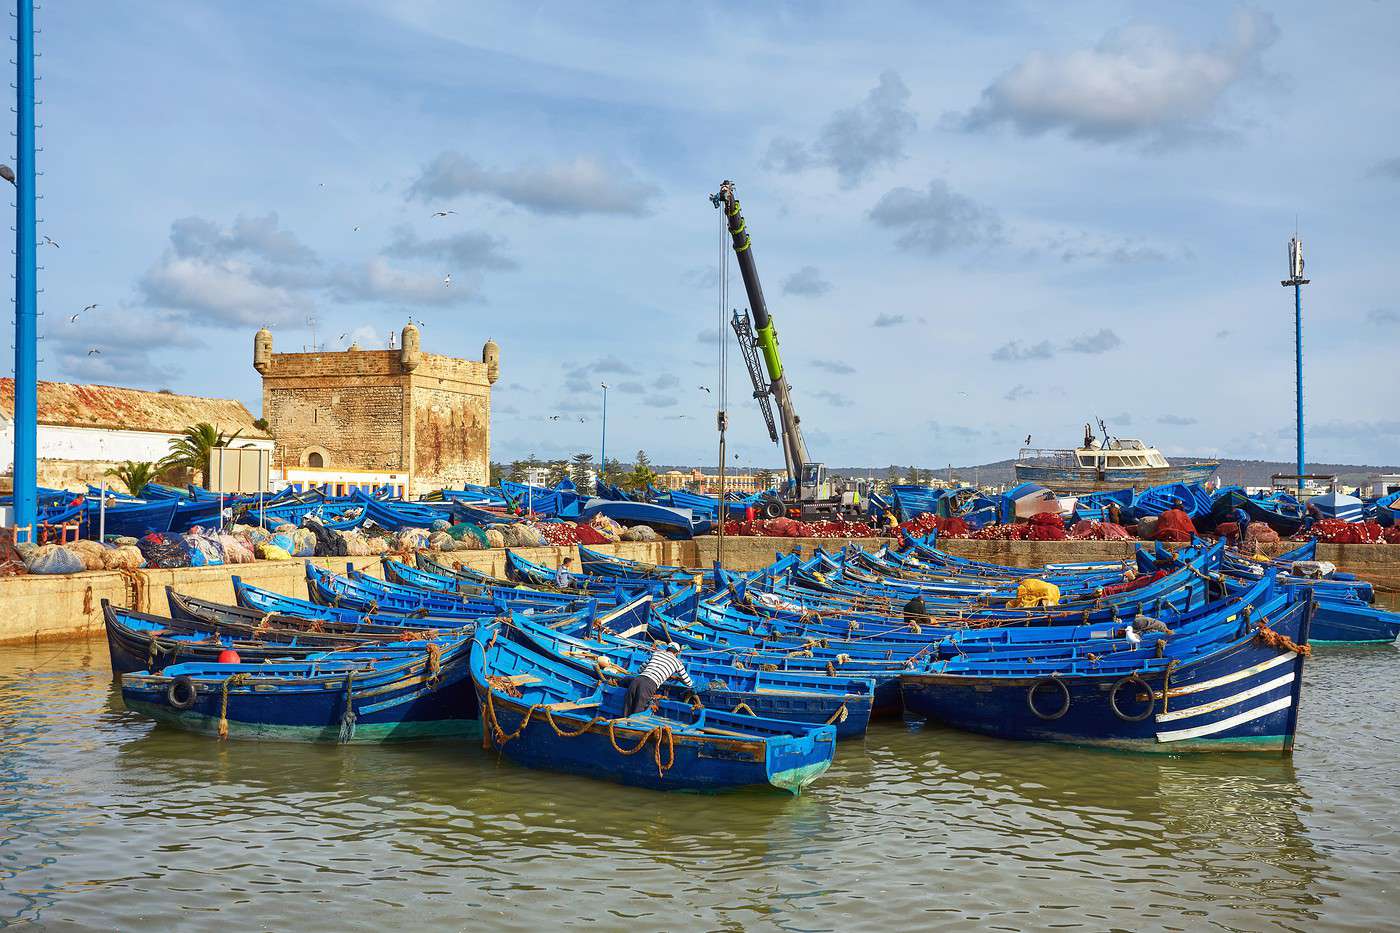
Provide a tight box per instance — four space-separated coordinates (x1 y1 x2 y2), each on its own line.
104 460 160 496
165 422 244 489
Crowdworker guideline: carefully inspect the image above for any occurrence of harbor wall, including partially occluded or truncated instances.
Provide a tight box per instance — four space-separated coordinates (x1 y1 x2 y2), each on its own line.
1 537 1394 646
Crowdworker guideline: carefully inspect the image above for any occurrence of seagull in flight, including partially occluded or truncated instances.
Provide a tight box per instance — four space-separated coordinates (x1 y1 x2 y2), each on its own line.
432 210 456 218
442 274 452 288
578 417 587 423
87 348 101 356
338 332 349 341
548 415 560 421
42 235 58 248
699 385 711 393
1025 435 1032 446
352 225 360 232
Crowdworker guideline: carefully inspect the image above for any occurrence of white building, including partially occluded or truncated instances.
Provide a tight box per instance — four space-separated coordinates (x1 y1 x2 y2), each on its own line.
1 379 274 491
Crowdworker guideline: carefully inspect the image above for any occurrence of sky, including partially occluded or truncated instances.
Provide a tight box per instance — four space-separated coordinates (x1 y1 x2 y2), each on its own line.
15 1 1400 469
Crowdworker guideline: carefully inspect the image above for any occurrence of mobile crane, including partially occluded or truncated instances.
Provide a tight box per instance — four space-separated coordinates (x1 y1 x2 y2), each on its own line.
709 180 866 521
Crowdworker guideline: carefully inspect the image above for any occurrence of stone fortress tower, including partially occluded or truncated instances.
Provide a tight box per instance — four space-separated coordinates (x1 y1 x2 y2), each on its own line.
254 323 499 496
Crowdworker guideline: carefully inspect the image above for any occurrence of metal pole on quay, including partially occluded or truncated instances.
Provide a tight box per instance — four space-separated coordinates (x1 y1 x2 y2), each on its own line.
598 382 608 495
10 0 38 537
1282 236 1310 497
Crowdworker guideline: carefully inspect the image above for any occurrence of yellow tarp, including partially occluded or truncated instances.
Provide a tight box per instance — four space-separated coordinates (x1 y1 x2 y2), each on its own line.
1010 578 1060 608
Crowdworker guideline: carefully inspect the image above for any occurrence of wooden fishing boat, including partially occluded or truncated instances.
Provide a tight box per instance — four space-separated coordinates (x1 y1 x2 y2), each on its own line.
121 637 478 743
1015 425 1218 494
899 580 1311 752
471 622 836 793
102 600 365 674
502 613 876 739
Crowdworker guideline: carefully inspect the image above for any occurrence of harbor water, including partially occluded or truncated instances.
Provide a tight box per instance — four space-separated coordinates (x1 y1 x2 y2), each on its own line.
3 622 1398 930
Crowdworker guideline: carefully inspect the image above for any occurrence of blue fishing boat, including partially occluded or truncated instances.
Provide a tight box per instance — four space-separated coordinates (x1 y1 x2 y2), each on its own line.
121 637 478 743
580 498 711 539
502 613 875 739
471 623 836 793
102 600 365 674
1308 492 1365 523
899 579 1311 752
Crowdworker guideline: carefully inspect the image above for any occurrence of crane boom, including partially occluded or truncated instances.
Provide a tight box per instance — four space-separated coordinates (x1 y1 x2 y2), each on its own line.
710 180 811 490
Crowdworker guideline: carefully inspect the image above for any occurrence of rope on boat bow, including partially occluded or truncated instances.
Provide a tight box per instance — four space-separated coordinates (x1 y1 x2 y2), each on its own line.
1254 618 1311 657
217 672 252 740
338 670 357 744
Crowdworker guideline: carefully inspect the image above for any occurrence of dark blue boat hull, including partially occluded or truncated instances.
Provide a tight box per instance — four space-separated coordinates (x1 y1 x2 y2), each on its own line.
899 607 1309 753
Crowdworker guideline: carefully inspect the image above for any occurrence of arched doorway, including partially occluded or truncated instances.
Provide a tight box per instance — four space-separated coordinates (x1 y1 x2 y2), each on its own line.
307 451 325 468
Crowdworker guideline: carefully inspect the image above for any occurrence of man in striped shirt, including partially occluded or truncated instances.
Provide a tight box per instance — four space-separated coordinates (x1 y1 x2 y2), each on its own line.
622 642 699 716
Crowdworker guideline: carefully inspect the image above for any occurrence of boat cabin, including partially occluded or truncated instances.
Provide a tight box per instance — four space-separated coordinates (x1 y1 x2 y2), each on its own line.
1074 439 1170 471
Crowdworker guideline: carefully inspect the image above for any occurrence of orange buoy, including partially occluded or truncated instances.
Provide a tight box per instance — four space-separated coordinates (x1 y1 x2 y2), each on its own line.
217 649 241 664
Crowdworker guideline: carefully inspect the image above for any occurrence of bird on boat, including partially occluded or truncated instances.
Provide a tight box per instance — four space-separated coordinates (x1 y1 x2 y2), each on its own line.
432 210 455 218
42 235 58 248
0 165 14 184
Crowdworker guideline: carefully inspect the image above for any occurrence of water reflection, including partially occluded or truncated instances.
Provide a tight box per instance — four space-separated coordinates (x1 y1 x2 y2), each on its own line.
0 638 1393 930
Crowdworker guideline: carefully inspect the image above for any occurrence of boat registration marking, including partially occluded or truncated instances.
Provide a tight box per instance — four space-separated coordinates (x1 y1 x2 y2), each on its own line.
1156 695 1292 743
1156 651 1295 700
1155 672 1295 723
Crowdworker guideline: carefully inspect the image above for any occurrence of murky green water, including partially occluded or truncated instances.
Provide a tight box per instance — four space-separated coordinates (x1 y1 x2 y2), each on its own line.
3 633 1398 931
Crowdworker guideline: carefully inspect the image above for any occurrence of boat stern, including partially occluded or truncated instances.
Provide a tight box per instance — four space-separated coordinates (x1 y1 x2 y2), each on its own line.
764 725 836 795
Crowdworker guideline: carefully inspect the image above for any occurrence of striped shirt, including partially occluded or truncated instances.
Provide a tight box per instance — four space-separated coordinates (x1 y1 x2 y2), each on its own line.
637 649 694 690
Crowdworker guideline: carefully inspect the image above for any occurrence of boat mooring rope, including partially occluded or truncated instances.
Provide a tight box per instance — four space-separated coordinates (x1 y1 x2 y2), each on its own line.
1254 620 1311 657
338 670 357 744
217 672 252 740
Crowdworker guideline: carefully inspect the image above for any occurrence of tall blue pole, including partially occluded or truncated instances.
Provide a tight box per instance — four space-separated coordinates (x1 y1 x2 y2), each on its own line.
1294 281 1304 488
12 0 37 532
598 383 607 494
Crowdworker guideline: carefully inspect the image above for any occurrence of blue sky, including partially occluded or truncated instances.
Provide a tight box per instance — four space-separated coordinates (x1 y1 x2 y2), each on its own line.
19 1 1400 468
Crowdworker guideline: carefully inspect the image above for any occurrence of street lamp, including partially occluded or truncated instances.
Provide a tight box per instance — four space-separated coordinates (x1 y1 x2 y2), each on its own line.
599 383 608 494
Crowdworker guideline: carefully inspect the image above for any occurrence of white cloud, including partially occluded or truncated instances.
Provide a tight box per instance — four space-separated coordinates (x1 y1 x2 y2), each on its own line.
869 180 1003 254
408 153 658 216
766 72 916 187
959 10 1278 145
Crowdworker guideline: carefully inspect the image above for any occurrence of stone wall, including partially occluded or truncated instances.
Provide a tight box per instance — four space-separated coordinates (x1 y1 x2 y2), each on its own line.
4 536 1396 646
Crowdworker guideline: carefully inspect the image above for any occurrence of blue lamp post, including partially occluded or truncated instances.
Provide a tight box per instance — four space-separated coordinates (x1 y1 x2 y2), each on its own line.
10 0 37 533
1281 237 1310 495
598 383 608 494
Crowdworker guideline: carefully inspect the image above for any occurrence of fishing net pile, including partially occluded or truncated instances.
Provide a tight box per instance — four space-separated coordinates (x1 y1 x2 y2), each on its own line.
970 523 1032 540
896 514 969 539
1307 519 1386 544
1026 512 1067 541
1153 509 1197 543
1067 520 1131 540
720 518 879 538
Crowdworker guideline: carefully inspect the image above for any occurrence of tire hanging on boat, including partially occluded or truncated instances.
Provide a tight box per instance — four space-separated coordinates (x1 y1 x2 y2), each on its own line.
166 675 197 710
1107 674 1156 722
1026 677 1071 720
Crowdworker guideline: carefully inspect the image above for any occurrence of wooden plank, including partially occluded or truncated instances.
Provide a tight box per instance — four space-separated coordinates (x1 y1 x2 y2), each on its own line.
546 700 600 712
503 673 541 686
